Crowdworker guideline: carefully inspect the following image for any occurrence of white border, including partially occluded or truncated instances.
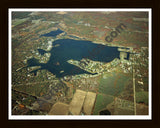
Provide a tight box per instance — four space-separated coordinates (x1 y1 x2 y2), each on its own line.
8 8 152 120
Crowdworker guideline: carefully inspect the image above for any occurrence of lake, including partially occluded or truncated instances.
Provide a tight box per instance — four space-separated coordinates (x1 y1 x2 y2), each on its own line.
40 29 64 38
27 30 129 78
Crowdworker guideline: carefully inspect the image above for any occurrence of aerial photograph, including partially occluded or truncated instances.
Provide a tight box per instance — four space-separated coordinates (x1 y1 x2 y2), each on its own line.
10 9 150 117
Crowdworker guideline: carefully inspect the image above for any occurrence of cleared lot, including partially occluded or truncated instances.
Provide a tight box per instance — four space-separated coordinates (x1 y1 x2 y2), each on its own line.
48 102 69 115
83 92 97 115
69 89 86 115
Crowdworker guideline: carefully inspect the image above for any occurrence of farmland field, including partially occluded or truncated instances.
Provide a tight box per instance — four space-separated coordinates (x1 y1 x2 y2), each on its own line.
98 71 132 96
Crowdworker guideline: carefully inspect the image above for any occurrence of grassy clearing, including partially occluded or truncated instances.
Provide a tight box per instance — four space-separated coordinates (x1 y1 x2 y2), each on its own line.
12 18 29 26
136 91 148 105
98 72 131 96
93 94 114 115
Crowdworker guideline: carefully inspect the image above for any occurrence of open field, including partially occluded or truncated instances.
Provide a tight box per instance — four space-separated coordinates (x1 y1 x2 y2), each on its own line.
98 71 132 96
93 93 114 115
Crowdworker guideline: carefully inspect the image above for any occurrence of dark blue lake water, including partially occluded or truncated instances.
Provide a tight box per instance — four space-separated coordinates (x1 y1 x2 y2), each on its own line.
40 29 64 37
27 30 129 78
